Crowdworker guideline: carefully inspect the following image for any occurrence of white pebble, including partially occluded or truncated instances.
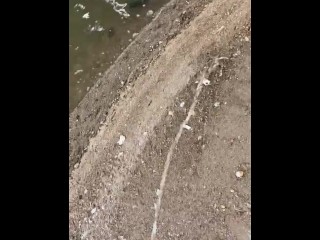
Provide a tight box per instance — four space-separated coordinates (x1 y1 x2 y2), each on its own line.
183 124 192 130
117 135 126 145
203 78 211 86
214 102 220 108
236 171 244 178
146 10 154 17
180 102 185 108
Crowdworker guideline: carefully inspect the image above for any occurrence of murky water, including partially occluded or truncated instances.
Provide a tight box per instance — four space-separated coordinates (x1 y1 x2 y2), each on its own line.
69 0 169 112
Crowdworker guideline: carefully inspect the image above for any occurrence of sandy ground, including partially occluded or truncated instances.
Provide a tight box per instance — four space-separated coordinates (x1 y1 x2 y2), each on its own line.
69 0 251 239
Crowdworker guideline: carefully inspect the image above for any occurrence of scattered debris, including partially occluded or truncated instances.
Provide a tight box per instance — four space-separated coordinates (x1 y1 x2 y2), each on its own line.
74 3 85 10
117 135 126 145
88 22 105 32
146 10 154 17
236 170 244 178
219 69 223 77
74 69 83 75
105 0 130 18
82 12 90 19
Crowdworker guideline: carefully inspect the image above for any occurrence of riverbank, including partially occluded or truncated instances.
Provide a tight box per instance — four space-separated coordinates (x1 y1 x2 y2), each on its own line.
70 0 251 238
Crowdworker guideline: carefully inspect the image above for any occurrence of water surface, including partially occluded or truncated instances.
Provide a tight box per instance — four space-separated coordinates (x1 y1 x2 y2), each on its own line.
69 0 169 112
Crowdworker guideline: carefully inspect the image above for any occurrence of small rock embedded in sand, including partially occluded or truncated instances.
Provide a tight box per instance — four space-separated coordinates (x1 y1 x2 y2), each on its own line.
142 4 146 7
146 10 154 17
132 32 139 38
128 38 132 42
117 135 126 145
180 102 185 108
168 110 174 116
221 205 226 209
214 102 220 108
198 136 202 141
236 170 244 178
74 163 79 169
136 14 140 18
245 36 249 42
